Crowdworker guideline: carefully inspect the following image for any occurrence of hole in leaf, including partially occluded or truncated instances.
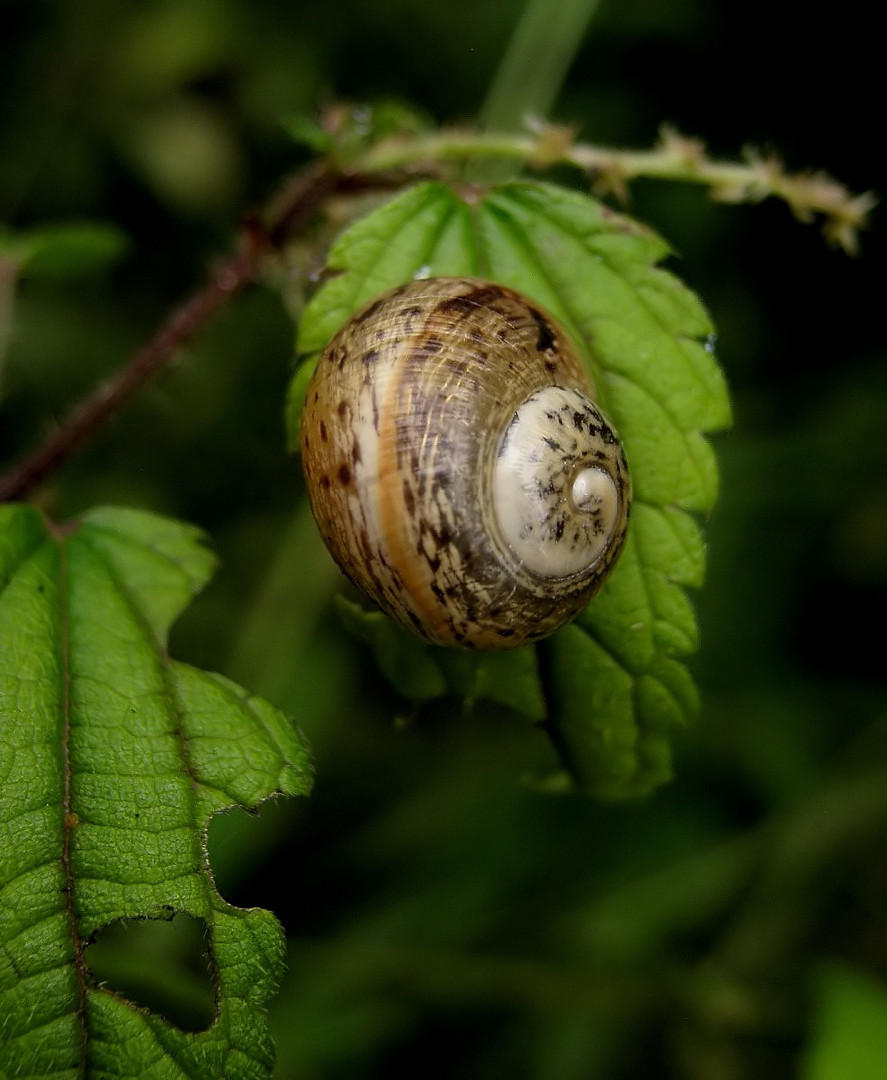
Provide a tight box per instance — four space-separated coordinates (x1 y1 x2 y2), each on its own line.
85 912 216 1031
208 801 301 912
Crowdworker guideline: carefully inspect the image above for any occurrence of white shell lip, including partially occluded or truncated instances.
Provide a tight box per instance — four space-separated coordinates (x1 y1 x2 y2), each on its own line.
491 386 625 580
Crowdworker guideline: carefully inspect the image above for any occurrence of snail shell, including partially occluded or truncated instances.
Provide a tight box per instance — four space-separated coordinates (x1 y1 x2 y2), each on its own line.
300 277 631 650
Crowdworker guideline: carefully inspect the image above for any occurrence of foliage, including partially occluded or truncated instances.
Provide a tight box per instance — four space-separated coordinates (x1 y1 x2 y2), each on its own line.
802 965 887 1080
290 179 729 796
0 505 311 1076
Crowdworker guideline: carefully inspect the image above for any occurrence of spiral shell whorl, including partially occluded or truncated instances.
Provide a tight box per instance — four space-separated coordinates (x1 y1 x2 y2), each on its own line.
491 385 628 579
300 277 631 649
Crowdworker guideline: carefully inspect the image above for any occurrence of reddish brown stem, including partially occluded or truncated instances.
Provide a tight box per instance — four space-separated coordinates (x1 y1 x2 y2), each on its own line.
0 161 349 503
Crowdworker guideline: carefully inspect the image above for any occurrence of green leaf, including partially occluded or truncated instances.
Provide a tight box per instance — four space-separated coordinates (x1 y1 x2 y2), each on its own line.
283 353 318 454
0 222 128 279
337 597 545 721
283 101 433 163
802 965 887 1080
291 180 730 797
0 504 311 1079
281 113 335 154
0 222 128 399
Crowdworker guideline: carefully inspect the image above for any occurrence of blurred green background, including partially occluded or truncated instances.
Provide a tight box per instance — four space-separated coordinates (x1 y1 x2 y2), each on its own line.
2 1 885 1077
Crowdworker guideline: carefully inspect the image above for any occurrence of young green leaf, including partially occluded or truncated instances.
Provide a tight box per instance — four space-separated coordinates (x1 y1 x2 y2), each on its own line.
0 222 128 279
0 222 129 399
0 504 311 1079
291 180 730 798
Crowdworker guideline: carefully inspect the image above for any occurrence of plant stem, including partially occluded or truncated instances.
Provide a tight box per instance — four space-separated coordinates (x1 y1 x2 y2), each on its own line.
0 121 871 502
0 258 17 397
710 761 887 978
354 126 873 253
292 939 665 1016
480 0 603 131
0 163 343 504
0 245 257 503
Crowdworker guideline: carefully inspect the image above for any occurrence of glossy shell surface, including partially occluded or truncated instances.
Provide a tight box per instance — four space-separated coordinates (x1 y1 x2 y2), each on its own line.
300 277 630 649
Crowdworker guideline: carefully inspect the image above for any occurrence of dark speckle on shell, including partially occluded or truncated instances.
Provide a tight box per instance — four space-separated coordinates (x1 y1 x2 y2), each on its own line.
300 277 630 649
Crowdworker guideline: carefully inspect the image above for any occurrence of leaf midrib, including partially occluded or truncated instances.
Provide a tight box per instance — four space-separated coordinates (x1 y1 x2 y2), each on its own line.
57 534 88 1069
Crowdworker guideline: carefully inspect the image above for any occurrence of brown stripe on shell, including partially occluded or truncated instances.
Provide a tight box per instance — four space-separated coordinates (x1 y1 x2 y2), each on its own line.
299 277 629 649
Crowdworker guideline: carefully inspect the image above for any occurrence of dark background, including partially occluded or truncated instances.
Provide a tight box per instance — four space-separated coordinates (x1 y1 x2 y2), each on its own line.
2 2 884 1077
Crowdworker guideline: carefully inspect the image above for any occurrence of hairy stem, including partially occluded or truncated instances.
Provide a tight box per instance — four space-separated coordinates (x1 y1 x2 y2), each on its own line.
0 163 343 503
355 125 874 253
0 244 257 503
0 121 871 502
